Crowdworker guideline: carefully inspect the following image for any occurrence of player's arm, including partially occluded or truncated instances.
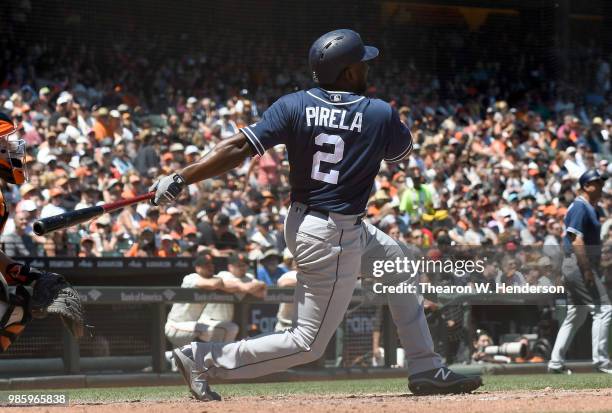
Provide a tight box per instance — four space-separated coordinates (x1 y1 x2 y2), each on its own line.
565 206 595 284
150 97 290 206
181 133 255 185
384 107 413 164
569 233 595 284
277 274 297 287
192 276 225 290
149 132 255 205
219 276 266 298
245 279 267 298
219 277 250 294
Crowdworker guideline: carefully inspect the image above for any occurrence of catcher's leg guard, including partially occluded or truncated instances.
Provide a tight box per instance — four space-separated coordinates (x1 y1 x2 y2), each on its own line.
0 285 32 352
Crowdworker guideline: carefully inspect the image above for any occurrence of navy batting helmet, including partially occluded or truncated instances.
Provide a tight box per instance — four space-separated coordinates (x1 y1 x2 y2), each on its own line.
308 29 379 85
579 169 608 188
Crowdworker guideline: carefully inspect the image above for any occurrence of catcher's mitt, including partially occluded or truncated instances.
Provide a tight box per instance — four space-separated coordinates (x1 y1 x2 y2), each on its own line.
29 267 86 338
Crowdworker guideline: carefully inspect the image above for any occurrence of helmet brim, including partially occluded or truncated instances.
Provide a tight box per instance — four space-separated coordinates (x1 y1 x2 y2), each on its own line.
584 175 608 185
361 46 379 62
579 171 608 188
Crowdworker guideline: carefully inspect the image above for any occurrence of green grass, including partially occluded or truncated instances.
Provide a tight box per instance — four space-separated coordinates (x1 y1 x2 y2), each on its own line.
1 374 611 404
483 373 612 392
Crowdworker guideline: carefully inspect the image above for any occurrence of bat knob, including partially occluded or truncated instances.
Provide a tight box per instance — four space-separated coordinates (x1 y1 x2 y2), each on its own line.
33 220 46 236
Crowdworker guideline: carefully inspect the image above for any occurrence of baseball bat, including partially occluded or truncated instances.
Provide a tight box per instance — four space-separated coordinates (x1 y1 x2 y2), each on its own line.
33 192 155 236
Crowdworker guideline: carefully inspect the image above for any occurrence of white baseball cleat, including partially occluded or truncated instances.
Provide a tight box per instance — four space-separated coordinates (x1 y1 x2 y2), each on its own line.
172 345 221 401
547 366 573 375
594 363 612 374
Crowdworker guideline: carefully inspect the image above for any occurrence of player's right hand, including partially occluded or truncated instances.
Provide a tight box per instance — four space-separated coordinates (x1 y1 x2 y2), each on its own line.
150 173 186 206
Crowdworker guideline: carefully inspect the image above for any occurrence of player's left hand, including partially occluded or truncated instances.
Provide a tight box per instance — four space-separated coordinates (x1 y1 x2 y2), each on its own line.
150 173 186 206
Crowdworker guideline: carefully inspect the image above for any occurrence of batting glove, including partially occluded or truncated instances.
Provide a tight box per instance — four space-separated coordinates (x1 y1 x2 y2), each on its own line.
150 173 186 206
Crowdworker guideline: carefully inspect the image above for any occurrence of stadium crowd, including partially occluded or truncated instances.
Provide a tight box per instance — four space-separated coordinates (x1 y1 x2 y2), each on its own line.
0 21 611 295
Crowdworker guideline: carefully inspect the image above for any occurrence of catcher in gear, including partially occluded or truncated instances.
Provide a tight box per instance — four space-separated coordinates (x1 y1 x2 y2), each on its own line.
0 112 86 352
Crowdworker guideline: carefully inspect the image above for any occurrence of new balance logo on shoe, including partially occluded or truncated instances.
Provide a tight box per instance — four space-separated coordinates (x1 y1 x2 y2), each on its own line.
434 368 452 381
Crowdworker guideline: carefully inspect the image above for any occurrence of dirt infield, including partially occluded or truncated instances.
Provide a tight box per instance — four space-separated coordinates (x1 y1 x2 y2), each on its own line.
13 388 612 413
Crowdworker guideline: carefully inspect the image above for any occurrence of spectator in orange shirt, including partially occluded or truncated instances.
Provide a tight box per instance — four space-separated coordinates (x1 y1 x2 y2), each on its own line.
379 176 398 198
93 107 113 140
121 174 142 199
367 190 391 219
391 171 406 195
139 208 159 232
160 152 174 174
124 226 157 257
158 234 178 257
159 207 184 239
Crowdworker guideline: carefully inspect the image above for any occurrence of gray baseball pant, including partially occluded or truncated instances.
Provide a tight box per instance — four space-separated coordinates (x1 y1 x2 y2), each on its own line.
191 202 442 379
548 255 611 369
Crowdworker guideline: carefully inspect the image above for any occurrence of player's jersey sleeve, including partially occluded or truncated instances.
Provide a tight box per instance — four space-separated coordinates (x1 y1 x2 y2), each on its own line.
564 203 585 238
384 108 413 163
181 273 198 288
240 97 292 156
216 271 233 281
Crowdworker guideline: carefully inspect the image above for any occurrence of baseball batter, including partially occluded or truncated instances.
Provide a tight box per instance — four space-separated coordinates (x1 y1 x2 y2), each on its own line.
151 29 482 401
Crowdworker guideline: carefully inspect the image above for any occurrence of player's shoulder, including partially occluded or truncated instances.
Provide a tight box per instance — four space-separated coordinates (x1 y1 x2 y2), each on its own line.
565 199 587 220
278 270 297 282
276 90 307 106
262 91 306 116
216 270 248 281
182 272 199 286
215 270 231 279
367 97 392 109
364 97 394 117
569 197 589 212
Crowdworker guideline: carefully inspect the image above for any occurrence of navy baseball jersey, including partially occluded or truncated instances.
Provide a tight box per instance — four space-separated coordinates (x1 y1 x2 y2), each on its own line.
240 88 412 214
563 196 602 263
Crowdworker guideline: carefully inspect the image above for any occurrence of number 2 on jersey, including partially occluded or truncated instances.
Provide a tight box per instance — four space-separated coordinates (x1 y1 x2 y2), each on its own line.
311 133 344 184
